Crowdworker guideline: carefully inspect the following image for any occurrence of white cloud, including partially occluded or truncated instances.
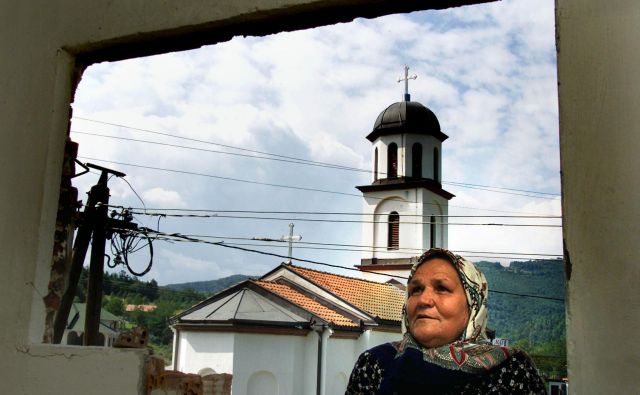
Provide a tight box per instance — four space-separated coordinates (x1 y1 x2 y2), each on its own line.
142 187 187 208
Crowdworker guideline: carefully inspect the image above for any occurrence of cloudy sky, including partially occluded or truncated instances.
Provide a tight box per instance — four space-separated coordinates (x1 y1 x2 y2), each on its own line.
70 0 561 285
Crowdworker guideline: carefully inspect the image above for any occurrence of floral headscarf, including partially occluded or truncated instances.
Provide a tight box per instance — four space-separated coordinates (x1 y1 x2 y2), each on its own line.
397 248 510 373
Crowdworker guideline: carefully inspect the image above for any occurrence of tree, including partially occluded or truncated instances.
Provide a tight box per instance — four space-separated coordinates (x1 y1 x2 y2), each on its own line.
103 296 125 316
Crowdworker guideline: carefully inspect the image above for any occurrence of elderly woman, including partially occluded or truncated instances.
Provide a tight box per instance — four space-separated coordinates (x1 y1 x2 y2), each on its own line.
346 248 546 394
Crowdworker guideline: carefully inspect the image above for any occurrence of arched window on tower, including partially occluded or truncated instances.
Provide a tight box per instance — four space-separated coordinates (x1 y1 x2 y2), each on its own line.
388 212 400 250
433 147 440 182
430 215 436 248
388 143 398 178
412 143 422 178
374 147 378 181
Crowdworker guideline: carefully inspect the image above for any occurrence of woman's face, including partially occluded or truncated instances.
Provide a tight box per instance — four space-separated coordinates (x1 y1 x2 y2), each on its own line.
406 258 469 348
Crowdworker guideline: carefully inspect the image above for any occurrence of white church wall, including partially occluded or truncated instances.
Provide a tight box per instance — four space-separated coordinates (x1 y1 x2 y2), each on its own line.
246 371 278 395
232 332 308 395
368 191 431 260
361 195 378 259
328 330 403 393
303 332 320 395
418 194 447 249
177 331 234 374
325 337 356 394
360 268 410 282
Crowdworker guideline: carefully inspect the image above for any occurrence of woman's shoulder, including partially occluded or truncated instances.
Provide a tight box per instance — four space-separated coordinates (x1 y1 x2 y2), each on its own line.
347 343 400 395
365 342 400 354
456 349 547 394
502 348 543 370
355 342 401 364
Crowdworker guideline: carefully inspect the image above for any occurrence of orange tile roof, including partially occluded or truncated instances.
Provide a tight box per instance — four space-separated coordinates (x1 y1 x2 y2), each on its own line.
255 280 357 327
287 265 405 322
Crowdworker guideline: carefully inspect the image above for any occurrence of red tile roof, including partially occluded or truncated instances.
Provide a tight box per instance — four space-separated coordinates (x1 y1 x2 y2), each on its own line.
287 265 405 322
255 280 357 327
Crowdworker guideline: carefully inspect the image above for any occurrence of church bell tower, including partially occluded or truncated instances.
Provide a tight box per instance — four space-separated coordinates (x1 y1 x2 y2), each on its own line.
357 67 454 280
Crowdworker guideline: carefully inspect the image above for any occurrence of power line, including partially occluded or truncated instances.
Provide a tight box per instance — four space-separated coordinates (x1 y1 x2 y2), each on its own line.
442 181 560 197
79 156 560 216
173 232 563 258
74 128 560 199
106 206 562 219
130 228 565 302
72 118 561 198
79 156 364 198
125 209 562 228
73 130 362 173
181 240 560 261
73 118 363 172
102 221 565 257
488 289 564 302
441 181 560 200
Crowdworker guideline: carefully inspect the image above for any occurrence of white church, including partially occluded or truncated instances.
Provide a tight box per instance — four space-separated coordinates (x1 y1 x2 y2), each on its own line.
170 80 454 395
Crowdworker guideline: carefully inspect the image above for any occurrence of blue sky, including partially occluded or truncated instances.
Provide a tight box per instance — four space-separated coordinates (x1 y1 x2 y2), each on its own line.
70 0 561 285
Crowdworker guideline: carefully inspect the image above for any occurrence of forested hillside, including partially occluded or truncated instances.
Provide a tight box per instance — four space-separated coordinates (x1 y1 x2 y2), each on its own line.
477 259 566 379
74 268 246 362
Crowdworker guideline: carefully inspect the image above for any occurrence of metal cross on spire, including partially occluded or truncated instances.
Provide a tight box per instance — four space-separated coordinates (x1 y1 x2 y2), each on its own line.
282 223 302 264
252 223 302 264
397 65 417 101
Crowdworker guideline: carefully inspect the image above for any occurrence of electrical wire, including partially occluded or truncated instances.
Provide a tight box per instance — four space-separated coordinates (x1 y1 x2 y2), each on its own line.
71 118 561 198
124 209 561 228
179 240 560 261
73 130 361 173
131 228 565 302
72 119 363 172
119 176 147 213
78 156 560 216
73 128 560 200
106 205 562 219
108 208 154 276
166 232 563 258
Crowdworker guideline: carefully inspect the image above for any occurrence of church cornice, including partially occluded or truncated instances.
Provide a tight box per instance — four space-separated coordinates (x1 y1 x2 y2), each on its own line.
366 125 448 143
356 177 455 200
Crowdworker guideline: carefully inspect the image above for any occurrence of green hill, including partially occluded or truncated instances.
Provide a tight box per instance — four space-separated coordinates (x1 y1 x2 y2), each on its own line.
477 259 565 342
477 259 566 379
164 274 253 294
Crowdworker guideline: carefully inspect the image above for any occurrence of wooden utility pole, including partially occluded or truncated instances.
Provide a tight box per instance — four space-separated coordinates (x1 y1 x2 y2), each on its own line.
83 167 112 346
52 163 127 345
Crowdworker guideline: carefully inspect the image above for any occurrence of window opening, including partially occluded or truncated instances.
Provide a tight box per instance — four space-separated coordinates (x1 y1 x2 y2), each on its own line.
388 212 400 250
430 215 436 248
374 147 379 181
388 143 398 178
433 147 439 182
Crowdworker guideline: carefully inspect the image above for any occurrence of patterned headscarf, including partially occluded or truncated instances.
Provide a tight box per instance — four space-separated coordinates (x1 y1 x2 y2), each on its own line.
397 248 510 373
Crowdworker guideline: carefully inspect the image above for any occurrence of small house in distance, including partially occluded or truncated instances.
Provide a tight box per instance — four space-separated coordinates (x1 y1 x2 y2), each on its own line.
170 263 405 395
64 303 122 347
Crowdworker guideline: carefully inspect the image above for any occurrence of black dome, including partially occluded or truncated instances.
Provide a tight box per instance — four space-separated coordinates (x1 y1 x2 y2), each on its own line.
366 101 448 142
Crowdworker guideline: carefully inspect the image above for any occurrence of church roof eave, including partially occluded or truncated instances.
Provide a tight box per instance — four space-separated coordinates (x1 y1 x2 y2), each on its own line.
356 178 455 200
366 126 449 143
